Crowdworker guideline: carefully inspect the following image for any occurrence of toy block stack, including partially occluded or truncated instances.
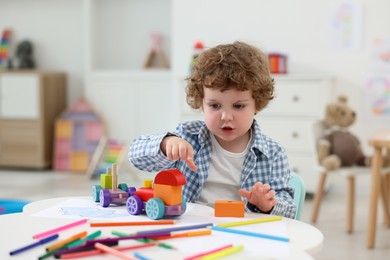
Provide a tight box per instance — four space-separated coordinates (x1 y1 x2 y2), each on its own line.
53 98 105 173
153 169 186 206
0 29 11 68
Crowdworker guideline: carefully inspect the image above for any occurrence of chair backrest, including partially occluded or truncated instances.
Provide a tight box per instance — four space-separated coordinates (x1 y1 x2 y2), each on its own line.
288 171 306 220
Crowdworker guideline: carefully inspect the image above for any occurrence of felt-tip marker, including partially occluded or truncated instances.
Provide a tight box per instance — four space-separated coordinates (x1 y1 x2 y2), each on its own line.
9 234 59 255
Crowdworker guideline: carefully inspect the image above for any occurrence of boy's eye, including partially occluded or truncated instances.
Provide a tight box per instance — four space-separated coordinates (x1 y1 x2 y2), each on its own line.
233 104 245 109
209 103 221 109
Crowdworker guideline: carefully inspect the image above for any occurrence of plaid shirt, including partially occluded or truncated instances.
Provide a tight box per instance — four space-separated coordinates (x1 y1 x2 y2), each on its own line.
128 120 296 218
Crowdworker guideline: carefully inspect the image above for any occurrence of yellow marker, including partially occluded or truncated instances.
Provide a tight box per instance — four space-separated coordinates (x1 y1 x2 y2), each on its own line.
217 216 282 228
46 231 87 252
200 245 244 260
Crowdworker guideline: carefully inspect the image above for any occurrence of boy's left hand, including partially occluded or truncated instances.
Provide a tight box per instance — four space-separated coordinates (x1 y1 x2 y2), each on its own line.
238 182 277 213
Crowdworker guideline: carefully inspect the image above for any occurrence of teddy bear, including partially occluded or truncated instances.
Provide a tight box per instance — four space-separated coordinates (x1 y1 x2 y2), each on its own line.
317 95 369 171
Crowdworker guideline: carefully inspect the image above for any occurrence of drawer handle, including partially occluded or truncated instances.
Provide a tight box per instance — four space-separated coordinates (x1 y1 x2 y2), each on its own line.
292 132 299 138
292 96 299 102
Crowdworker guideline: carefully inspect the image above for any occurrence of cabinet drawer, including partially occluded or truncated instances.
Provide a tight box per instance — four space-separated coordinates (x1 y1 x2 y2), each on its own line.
0 121 40 143
257 117 316 153
0 121 43 167
261 79 332 117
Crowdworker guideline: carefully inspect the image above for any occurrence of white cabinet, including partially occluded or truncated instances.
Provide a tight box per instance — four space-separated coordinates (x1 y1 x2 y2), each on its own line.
85 71 174 142
258 75 334 193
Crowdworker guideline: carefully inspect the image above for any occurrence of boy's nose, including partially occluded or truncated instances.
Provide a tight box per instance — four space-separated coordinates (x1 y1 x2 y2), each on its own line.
221 110 233 121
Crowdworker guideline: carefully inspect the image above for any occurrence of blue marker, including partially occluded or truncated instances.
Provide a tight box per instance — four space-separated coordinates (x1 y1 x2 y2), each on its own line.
134 252 151 260
9 234 59 255
212 226 289 242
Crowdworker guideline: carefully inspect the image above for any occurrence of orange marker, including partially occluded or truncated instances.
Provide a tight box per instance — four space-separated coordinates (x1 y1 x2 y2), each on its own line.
154 229 212 240
46 231 87 252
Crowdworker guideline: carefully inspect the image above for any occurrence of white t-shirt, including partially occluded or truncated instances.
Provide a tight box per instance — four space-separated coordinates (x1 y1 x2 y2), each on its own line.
197 132 252 207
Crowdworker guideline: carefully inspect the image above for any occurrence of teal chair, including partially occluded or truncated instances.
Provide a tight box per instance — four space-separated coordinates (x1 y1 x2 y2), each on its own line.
288 172 306 220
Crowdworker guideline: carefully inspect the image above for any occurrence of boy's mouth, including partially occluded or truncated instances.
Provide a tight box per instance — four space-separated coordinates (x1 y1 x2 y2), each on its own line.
221 126 234 131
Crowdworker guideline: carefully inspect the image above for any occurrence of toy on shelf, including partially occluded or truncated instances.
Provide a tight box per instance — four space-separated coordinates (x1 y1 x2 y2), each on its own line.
190 41 204 72
268 53 288 74
92 165 187 220
92 163 131 206
0 29 12 68
86 136 128 179
15 40 35 69
214 200 245 218
126 169 187 220
53 98 105 173
143 32 169 69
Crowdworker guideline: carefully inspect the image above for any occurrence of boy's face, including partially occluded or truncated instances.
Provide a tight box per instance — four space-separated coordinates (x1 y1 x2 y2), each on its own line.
202 87 257 151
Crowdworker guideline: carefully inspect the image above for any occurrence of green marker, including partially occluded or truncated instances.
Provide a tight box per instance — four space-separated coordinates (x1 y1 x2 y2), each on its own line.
111 230 176 250
66 230 102 248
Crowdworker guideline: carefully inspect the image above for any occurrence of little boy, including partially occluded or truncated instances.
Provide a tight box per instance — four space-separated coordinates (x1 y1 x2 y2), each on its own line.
129 41 296 218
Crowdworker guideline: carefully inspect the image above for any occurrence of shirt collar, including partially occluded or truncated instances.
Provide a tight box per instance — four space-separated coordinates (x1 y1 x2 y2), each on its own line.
251 119 270 158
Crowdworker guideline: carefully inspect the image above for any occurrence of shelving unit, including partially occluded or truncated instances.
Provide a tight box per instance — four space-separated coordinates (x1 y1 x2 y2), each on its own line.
82 0 175 142
83 0 172 72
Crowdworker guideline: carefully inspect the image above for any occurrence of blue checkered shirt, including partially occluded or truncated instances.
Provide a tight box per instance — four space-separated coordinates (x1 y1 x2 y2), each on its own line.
128 120 296 218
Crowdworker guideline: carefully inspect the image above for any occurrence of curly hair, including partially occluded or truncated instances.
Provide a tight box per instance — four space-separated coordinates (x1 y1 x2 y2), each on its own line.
185 41 274 111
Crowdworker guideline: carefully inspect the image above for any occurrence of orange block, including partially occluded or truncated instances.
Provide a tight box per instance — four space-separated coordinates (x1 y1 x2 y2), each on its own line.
214 200 245 218
56 120 72 138
154 184 182 206
70 151 89 172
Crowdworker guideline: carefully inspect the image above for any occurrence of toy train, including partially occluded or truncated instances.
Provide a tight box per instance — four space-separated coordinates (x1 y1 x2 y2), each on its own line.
92 164 187 220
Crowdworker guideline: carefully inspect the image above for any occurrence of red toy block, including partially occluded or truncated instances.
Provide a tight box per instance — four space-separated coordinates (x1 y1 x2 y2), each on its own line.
154 169 186 186
214 200 245 218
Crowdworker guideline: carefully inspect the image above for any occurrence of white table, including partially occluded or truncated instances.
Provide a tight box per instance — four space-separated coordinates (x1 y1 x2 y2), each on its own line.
0 197 323 259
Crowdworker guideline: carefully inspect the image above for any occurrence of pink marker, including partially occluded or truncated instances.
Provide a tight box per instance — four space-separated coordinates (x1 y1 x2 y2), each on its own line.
33 219 88 239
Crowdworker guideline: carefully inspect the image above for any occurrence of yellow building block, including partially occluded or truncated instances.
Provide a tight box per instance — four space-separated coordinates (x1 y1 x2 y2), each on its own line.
214 200 245 218
154 184 182 206
100 174 112 189
144 180 153 188
55 120 72 138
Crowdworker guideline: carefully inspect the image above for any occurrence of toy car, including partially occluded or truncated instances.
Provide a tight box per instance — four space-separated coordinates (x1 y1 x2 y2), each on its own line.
126 169 187 220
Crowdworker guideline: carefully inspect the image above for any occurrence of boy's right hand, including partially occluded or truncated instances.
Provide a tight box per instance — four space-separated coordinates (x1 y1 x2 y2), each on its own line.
161 136 197 171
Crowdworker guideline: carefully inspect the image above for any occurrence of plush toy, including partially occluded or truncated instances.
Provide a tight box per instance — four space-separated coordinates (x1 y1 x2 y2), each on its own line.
317 95 369 171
